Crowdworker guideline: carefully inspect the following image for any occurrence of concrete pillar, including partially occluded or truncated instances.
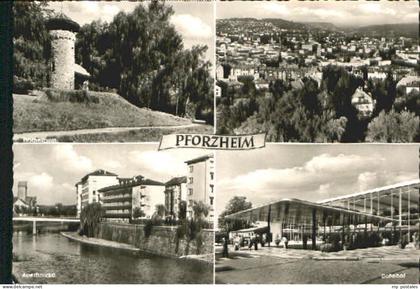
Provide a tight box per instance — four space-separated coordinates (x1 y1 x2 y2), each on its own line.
390 193 393 220
370 193 373 215
311 209 317 250
407 190 410 237
377 192 380 216
271 221 283 242
32 220 36 235
267 205 271 247
363 197 366 212
364 216 367 232
399 188 402 227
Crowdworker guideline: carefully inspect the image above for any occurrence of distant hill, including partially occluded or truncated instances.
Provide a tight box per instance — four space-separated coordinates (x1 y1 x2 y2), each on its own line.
301 22 339 31
263 18 308 30
221 18 339 32
356 23 418 38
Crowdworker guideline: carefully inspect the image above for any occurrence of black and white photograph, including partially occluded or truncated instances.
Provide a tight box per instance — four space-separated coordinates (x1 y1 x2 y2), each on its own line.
215 1 419 142
11 144 214 284
13 1 214 142
1 0 420 287
215 144 419 284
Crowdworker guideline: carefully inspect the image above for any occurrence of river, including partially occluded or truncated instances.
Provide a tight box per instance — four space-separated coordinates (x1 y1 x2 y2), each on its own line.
13 232 213 284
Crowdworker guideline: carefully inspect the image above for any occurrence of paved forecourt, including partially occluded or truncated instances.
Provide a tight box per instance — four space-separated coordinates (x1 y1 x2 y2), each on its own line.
215 245 419 284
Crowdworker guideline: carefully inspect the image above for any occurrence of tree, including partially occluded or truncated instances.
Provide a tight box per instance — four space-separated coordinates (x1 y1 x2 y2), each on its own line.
132 207 145 219
394 89 420 115
13 2 52 90
192 201 210 222
178 200 187 220
366 109 419 142
154 204 167 219
75 2 214 122
218 196 252 233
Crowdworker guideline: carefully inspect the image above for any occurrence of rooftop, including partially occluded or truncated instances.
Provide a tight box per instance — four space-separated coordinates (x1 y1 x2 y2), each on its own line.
226 198 394 226
318 179 420 204
185 154 214 165
166 176 187 186
99 177 164 193
80 169 118 183
45 13 80 32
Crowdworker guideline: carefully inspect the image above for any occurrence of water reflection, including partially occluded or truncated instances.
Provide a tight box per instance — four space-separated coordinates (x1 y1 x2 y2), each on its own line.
13 232 212 284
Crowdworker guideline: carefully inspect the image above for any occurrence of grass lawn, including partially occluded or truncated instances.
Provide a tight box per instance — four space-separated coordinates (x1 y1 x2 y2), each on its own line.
13 92 192 133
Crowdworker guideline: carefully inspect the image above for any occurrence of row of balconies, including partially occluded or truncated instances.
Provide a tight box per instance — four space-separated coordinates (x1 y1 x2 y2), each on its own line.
105 209 131 214
101 204 132 211
101 194 132 203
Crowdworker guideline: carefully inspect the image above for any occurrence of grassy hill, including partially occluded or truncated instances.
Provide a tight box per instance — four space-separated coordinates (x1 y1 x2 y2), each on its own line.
13 90 195 134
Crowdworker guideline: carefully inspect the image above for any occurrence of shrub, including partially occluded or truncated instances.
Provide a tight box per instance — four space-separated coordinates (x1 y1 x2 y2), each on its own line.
44 89 99 103
320 243 336 252
143 219 153 238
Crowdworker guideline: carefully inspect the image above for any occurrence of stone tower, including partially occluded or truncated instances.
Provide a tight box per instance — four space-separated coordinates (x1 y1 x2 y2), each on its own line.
46 15 80 90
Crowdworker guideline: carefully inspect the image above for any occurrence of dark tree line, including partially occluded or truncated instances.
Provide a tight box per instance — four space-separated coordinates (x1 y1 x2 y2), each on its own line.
13 1 214 123
217 65 419 142
75 1 213 122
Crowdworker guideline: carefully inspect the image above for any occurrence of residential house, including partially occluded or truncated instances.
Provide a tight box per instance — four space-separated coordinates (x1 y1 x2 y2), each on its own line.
185 154 214 223
99 176 165 223
164 176 187 219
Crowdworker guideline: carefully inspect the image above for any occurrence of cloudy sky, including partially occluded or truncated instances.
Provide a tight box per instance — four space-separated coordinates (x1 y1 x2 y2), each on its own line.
13 144 206 205
217 1 419 27
47 1 214 62
216 144 419 214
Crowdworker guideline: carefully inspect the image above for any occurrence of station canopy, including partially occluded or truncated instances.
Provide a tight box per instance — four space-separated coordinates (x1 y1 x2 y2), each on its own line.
319 180 420 212
225 198 394 227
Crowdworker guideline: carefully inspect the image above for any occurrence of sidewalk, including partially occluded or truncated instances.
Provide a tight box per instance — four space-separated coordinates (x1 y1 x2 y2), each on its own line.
61 232 141 252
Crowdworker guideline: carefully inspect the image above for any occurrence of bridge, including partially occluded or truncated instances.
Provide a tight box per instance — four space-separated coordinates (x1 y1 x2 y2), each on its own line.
13 216 80 235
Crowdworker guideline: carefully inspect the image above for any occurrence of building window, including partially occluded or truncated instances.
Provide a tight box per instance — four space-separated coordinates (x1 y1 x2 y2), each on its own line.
210 197 214 206
189 177 193 184
210 172 214 180
92 190 96 195
210 184 214 193
189 165 193 173
188 188 193 196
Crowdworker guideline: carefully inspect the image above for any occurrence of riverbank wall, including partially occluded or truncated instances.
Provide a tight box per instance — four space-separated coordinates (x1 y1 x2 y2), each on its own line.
95 222 213 258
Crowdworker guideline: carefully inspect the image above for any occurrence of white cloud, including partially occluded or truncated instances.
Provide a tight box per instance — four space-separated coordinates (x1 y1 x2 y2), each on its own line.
297 7 347 20
305 153 382 174
318 183 332 195
80 1 100 14
359 3 397 16
51 144 93 173
171 14 212 39
357 171 379 191
262 3 290 16
129 151 186 177
220 153 385 196
102 160 123 170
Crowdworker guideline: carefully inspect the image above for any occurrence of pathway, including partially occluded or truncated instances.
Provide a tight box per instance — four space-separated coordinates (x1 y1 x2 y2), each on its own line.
61 232 140 253
14 124 202 141
216 244 420 262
